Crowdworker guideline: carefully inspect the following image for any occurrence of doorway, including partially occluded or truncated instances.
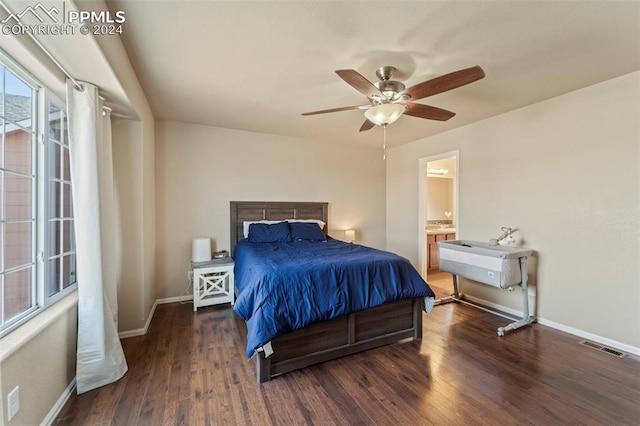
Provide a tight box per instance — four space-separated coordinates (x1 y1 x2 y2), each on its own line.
418 151 458 299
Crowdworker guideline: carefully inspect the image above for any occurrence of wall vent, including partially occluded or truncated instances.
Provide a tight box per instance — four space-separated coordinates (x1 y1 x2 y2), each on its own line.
579 340 627 358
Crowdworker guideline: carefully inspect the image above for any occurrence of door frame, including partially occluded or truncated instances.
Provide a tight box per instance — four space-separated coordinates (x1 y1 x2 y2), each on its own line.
418 150 459 279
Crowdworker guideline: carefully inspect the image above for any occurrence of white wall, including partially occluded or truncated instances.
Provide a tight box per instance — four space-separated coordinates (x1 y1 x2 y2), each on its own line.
155 120 386 299
387 71 640 349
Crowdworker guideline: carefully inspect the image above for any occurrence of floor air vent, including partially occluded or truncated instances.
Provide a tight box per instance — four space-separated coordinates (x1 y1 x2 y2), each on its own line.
579 340 627 358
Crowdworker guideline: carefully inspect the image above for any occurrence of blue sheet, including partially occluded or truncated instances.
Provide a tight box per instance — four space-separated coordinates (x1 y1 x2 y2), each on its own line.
233 238 435 358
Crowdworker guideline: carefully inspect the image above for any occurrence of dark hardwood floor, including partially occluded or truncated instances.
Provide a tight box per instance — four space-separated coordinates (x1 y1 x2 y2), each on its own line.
55 298 640 425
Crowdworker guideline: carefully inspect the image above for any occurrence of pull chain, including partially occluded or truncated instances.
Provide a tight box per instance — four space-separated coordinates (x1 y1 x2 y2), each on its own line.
383 124 387 160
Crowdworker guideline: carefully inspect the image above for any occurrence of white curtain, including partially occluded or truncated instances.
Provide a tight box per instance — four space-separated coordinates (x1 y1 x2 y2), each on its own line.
67 80 127 394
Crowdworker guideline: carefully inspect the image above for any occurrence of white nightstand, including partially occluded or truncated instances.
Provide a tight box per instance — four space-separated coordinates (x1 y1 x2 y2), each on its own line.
192 258 235 311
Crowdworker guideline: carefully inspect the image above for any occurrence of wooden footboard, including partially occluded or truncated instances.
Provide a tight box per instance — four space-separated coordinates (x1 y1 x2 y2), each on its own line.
256 298 423 383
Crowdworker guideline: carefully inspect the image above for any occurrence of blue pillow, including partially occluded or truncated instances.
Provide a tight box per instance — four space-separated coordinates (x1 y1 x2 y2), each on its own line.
248 222 291 243
289 222 326 241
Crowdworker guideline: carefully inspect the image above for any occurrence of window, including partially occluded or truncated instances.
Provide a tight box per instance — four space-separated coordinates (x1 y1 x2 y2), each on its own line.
0 53 76 334
46 102 76 298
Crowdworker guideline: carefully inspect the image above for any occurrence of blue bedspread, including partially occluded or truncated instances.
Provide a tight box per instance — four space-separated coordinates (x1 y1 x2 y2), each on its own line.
233 238 435 358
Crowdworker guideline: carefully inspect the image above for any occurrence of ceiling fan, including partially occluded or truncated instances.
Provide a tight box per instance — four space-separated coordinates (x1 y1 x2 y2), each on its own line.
302 65 485 131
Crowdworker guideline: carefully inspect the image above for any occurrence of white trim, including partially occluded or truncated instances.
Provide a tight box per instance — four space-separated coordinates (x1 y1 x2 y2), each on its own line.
462 294 640 357
535 317 640 357
418 151 459 279
117 295 194 339
157 295 193 305
41 378 76 426
117 300 157 339
0 49 41 89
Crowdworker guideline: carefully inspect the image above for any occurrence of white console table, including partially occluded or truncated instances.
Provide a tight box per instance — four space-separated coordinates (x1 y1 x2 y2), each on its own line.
192 258 234 311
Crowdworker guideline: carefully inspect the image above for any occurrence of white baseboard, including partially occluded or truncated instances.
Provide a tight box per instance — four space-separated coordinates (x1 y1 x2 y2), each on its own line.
157 295 193 305
117 300 157 339
535 317 640 357
462 294 640 357
118 295 193 339
41 377 76 426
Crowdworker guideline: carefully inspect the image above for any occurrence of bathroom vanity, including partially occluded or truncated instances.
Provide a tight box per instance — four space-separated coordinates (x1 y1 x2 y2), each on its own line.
426 229 456 271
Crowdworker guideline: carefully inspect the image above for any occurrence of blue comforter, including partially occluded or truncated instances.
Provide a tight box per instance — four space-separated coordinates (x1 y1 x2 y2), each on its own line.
233 238 435 358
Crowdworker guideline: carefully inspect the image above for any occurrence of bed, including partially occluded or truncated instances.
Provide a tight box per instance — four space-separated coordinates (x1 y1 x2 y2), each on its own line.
230 201 435 383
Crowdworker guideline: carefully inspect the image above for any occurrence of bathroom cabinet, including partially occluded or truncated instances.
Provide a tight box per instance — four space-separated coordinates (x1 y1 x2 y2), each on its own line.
427 232 456 270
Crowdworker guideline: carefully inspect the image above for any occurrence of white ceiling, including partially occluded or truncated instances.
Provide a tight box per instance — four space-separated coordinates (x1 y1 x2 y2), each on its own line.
108 0 640 149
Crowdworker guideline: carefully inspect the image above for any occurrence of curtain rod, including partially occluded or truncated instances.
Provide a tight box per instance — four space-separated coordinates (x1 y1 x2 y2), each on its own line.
0 0 83 91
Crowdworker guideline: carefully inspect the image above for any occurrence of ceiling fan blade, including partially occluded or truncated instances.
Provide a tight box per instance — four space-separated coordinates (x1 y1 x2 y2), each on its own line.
359 119 375 132
302 105 370 116
403 65 485 101
403 102 456 121
335 69 383 99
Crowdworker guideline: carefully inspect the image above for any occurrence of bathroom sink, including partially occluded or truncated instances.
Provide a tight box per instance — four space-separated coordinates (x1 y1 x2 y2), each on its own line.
426 227 456 234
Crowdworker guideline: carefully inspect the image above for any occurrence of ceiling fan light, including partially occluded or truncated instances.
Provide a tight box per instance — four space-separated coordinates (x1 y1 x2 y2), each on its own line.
364 103 406 126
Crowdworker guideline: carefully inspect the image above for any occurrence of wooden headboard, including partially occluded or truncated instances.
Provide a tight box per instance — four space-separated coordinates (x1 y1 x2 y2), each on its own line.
230 201 329 256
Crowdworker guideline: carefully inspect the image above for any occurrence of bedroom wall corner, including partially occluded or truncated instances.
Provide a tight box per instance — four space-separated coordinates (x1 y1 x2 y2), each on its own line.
87 1 157 333
154 120 386 300
112 118 157 332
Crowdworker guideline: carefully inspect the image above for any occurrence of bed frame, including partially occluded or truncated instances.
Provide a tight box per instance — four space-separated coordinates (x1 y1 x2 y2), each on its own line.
230 201 424 383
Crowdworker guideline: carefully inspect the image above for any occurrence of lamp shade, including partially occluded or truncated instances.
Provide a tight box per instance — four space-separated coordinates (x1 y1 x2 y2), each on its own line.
344 229 356 243
192 238 212 262
364 103 405 126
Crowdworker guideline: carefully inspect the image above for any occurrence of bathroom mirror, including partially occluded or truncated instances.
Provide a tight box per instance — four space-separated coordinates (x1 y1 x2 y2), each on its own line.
426 156 456 224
